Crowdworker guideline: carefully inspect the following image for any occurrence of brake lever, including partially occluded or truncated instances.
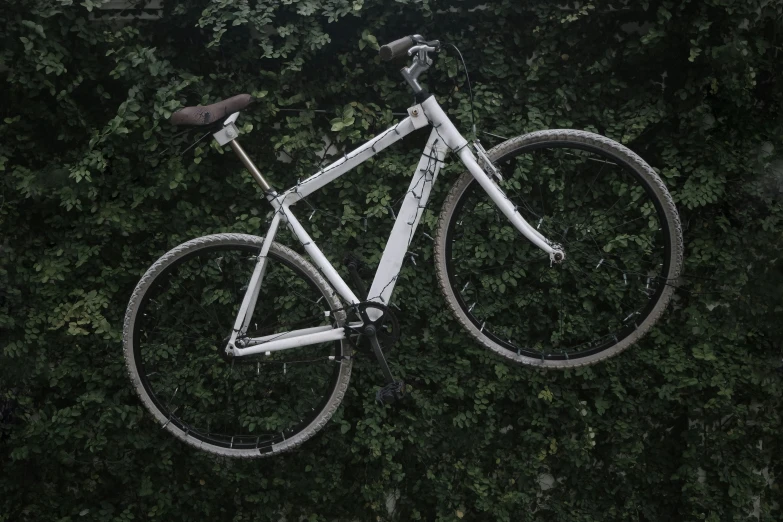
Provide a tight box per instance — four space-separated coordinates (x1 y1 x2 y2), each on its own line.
411 35 441 48
408 44 439 56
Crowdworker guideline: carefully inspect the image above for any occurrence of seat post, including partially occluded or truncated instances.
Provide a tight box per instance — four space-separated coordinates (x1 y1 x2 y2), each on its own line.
210 112 275 193
228 139 274 192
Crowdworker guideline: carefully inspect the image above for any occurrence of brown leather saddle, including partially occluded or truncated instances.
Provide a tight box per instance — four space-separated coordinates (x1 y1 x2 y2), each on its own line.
169 94 253 126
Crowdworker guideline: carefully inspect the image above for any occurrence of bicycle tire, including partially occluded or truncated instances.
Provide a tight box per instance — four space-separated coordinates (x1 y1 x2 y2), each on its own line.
123 233 352 458
435 130 683 368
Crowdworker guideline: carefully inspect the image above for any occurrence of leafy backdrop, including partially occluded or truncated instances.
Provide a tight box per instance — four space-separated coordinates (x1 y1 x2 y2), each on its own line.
1 0 782 520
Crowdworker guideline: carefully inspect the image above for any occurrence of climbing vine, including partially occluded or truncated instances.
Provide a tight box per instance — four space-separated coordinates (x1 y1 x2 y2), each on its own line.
1 0 782 520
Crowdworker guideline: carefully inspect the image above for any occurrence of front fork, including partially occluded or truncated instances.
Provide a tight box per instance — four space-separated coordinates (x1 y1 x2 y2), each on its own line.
417 96 564 264
459 145 565 265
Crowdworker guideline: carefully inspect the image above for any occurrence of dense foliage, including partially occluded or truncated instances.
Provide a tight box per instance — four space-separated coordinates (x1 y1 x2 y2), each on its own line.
2 0 782 520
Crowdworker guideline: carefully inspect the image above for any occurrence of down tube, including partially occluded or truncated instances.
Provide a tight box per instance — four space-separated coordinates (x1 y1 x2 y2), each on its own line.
366 128 447 306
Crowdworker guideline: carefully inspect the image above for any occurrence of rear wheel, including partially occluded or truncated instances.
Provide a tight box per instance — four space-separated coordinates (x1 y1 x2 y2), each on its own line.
435 130 683 367
123 233 352 458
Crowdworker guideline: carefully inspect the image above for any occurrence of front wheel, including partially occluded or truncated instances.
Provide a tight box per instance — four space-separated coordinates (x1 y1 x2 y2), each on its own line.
435 130 683 368
123 233 352 458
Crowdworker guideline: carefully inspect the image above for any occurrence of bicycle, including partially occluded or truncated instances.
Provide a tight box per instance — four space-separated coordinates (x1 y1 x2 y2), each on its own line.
123 35 684 458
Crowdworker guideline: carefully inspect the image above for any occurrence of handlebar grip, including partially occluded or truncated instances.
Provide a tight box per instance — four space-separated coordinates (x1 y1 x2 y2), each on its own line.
379 36 416 61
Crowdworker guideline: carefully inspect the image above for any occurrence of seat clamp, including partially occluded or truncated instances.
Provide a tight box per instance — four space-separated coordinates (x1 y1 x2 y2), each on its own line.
213 113 241 146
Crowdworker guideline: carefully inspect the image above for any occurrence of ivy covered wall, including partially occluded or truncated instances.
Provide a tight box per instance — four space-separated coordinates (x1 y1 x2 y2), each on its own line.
1 0 782 520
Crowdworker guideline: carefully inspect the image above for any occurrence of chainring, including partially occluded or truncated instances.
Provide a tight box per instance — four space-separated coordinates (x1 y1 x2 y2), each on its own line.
349 302 401 353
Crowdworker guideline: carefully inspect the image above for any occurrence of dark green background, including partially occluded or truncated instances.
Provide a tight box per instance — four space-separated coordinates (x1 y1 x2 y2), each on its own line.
2 0 782 520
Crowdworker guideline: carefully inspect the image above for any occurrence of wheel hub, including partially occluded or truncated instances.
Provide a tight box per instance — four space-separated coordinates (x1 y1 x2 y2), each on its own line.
549 245 566 264
216 335 235 363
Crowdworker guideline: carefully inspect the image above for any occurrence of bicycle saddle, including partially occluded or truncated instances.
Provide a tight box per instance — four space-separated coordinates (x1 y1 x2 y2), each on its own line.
169 93 253 126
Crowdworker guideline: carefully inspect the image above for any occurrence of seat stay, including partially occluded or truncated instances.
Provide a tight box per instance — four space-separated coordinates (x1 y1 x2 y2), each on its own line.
225 212 281 357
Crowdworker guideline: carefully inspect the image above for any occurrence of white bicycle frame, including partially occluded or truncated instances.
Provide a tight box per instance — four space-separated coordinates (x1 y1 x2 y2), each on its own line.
219 95 560 358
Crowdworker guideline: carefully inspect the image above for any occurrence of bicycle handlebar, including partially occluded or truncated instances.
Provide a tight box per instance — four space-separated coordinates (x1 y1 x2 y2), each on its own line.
379 36 417 61
380 35 441 94
380 35 441 61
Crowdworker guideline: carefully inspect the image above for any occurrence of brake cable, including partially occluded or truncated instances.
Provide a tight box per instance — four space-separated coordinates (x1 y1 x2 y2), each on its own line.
444 42 476 142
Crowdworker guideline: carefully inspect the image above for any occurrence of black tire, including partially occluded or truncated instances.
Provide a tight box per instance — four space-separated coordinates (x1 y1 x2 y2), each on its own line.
435 130 683 368
123 233 352 457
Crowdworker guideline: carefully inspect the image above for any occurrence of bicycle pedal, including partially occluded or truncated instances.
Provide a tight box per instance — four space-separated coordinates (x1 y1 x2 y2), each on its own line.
375 381 406 406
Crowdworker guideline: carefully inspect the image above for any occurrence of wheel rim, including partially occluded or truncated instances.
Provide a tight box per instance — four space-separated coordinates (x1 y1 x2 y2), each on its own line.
131 243 344 451
444 141 674 362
